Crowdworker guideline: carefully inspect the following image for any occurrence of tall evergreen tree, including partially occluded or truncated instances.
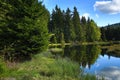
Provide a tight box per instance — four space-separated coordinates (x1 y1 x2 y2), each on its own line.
81 16 87 41
72 7 84 42
0 0 50 61
64 8 76 42
86 18 101 42
100 27 107 41
48 6 101 43
49 5 65 43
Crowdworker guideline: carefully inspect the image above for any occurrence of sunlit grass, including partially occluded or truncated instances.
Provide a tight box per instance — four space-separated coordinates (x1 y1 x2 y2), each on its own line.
0 51 98 80
102 44 120 52
49 48 63 53
0 51 79 80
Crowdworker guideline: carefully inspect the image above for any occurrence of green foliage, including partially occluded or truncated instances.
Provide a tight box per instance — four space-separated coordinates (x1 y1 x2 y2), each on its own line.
86 19 101 42
0 59 5 75
80 74 97 80
100 27 107 41
81 16 87 41
48 5 65 43
101 23 120 41
64 8 76 42
48 6 101 43
0 58 11 77
0 51 81 80
0 0 50 61
72 7 84 41
60 33 65 46
0 49 103 80
63 45 101 68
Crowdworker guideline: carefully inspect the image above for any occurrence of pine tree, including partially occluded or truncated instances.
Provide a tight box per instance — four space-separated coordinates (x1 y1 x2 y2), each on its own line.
81 16 87 41
49 5 65 43
48 6 101 43
72 7 84 42
0 0 50 61
100 27 107 41
64 8 75 42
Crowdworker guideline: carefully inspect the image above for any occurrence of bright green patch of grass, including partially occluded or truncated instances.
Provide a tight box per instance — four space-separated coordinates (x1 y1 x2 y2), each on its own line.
0 51 98 80
49 48 63 53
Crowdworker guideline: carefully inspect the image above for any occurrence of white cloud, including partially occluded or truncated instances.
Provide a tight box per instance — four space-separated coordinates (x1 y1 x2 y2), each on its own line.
81 13 90 19
97 66 120 80
94 0 120 14
95 14 99 18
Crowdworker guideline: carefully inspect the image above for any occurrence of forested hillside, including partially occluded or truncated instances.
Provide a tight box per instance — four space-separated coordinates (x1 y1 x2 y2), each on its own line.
48 6 101 43
101 23 120 41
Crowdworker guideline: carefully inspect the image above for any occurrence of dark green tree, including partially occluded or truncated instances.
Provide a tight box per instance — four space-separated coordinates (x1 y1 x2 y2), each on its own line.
48 6 101 43
64 8 76 42
72 7 84 42
0 0 50 61
100 27 107 41
81 16 87 41
49 5 65 43
101 23 120 41
86 45 101 68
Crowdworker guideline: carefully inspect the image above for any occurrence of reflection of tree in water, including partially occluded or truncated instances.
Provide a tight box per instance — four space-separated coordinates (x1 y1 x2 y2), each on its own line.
101 47 120 59
86 45 101 68
64 45 101 68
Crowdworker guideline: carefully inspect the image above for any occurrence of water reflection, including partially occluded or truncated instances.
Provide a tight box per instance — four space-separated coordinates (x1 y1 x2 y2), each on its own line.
63 45 101 68
50 44 120 79
84 44 120 80
97 66 120 80
101 48 120 58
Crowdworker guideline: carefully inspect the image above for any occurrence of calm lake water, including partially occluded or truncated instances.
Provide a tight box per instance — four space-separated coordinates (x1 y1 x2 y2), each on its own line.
51 44 120 80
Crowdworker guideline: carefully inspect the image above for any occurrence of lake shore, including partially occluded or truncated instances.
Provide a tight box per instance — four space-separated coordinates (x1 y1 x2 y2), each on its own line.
49 41 120 47
1 41 120 80
0 51 97 80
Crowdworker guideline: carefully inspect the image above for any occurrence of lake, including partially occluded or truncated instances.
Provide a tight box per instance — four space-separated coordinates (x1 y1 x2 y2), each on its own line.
51 44 120 80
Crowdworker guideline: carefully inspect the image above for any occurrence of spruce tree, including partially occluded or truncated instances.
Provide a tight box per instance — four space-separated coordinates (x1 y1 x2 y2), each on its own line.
100 27 107 41
81 16 87 41
0 0 50 61
64 8 75 42
72 7 84 42
49 5 65 43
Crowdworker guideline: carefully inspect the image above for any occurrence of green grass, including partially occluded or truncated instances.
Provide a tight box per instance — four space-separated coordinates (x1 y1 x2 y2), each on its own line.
49 48 63 53
49 41 120 47
102 44 120 51
0 51 97 80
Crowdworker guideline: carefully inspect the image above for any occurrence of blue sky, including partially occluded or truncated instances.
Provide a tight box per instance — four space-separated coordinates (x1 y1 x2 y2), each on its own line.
41 0 120 26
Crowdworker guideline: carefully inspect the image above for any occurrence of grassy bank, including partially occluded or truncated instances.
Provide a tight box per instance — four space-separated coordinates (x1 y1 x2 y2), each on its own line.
102 44 120 51
49 41 120 47
0 51 97 80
